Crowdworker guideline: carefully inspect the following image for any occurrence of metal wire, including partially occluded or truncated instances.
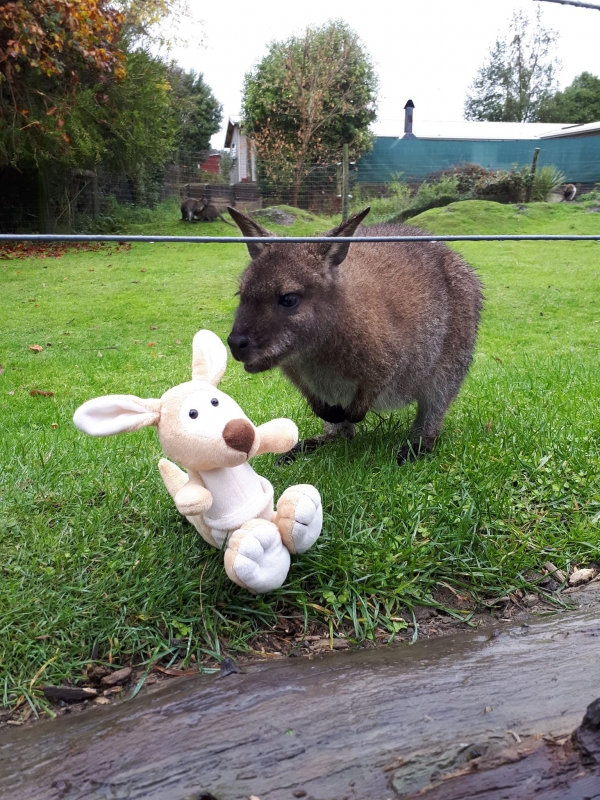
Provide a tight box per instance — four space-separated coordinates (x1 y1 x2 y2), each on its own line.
1 234 600 244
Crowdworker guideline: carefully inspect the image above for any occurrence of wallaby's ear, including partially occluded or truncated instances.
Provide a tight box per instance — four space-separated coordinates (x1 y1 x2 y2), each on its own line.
73 395 161 436
227 206 272 260
321 207 371 267
192 329 227 385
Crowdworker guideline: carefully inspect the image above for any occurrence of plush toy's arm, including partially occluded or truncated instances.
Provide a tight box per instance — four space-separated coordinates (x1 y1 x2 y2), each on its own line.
174 472 213 517
254 418 298 456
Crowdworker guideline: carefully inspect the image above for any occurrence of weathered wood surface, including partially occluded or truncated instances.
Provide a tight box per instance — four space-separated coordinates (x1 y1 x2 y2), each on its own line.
1 584 599 800
405 697 600 799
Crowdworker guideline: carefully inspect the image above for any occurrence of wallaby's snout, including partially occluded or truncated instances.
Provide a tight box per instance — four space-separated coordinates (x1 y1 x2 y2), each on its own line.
228 332 251 362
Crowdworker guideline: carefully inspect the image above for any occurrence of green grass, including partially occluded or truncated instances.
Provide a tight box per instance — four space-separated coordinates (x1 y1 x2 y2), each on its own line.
1 199 600 715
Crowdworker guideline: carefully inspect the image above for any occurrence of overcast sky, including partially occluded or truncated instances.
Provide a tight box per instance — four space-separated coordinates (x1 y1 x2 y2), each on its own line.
169 0 600 148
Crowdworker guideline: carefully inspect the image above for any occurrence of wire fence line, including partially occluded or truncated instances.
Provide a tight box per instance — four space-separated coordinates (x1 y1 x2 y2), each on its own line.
3 144 598 233
2 233 600 244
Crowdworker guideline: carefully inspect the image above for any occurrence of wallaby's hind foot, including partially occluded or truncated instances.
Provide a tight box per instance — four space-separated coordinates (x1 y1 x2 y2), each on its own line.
397 436 437 465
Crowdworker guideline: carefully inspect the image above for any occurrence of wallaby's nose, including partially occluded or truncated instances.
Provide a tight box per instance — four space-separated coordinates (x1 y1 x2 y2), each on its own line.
228 333 250 361
223 419 255 455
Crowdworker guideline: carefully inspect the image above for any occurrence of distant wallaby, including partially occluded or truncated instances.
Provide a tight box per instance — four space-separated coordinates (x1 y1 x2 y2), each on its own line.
195 203 235 226
227 206 483 464
181 196 206 222
562 183 577 202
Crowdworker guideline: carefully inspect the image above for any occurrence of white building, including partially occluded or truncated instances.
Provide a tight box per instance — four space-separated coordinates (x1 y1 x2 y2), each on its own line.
224 117 257 185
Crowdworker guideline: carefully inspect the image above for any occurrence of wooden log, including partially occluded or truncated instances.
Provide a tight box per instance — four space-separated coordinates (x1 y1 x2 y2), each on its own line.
1 583 599 800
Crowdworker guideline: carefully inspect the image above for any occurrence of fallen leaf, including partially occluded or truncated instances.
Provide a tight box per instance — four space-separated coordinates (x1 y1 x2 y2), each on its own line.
51 423 58 429
140 269 147 272
28 345 43 353
63 277 68 281
30 389 54 397
149 325 158 330
94 696 110 705
8 391 15 396
493 356 503 364
0 365 4 375
175 339 181 345
97 351 103 358
147 342 156 347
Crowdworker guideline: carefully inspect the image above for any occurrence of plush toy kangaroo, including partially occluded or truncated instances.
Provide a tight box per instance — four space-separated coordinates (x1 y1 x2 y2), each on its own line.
73 330 323 594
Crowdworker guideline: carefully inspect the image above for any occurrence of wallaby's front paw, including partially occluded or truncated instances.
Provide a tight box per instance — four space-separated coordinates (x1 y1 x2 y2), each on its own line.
224 520 290 594
275 484 323 554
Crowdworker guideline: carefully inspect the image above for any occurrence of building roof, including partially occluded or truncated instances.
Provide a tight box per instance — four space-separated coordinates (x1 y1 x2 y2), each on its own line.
371 119 571 141
224 116 241 148
538 120 600 138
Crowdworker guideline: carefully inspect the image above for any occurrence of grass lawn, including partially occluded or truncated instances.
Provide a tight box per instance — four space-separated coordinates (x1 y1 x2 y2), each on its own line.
1 198 600 716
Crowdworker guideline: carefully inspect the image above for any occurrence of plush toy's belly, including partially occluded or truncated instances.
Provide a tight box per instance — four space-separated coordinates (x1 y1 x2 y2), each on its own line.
200 464 274 531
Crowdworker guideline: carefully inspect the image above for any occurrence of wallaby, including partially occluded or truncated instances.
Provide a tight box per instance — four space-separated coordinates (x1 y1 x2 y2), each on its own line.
227 206 483 464
181 196 205 222
562 183 577 202
196 202 235 226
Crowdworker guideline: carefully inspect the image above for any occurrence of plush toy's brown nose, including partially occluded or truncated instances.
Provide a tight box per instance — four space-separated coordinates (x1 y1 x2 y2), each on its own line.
223 419 255 455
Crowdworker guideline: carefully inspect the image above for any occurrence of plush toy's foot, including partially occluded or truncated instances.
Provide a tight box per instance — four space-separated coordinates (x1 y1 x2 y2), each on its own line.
274 484 323 554
224 519 290 594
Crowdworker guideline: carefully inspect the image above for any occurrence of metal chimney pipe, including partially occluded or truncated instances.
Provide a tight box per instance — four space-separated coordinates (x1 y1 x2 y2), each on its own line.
402 99 416 139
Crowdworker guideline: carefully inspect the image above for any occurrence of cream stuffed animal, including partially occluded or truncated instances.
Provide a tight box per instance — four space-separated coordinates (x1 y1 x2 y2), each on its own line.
73 330 322 594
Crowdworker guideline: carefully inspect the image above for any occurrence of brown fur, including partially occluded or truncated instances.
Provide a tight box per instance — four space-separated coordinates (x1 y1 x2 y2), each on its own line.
562 184 577 202
181 196 205 222
227 206 483 463
195 203 234 226
181 196 234 225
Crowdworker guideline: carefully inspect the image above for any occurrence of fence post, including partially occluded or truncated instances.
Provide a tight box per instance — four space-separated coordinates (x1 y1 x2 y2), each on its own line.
342 143 349 222
526 147 541 202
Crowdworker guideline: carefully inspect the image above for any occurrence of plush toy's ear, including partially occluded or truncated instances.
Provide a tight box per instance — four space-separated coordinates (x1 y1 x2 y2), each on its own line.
73 395 161 437
192 330 227 385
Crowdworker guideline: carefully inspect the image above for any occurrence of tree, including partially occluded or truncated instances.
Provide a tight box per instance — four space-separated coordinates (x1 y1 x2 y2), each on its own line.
168 67 222 153
464 9 560 122
242 20 378 206
0 0 126 166
537 72 600 123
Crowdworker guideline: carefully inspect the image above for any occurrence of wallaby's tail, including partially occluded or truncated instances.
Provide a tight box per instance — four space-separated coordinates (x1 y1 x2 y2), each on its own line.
218 212 235 227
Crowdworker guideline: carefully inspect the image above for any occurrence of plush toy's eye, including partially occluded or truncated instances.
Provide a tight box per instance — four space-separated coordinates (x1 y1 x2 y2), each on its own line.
189 409 198 419
211 398 219 407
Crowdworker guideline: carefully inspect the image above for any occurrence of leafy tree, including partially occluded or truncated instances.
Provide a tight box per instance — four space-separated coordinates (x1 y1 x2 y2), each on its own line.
242 20 378 206
0 0 126 165
169 67 222 153
537 72 600 124
464 9 560 122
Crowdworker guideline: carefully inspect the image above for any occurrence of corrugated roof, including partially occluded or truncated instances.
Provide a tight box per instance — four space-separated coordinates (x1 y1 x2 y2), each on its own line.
371 119 570 140
538 121 600 138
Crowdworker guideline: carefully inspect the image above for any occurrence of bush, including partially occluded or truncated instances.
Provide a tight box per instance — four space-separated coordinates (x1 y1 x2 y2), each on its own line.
530 165 566 202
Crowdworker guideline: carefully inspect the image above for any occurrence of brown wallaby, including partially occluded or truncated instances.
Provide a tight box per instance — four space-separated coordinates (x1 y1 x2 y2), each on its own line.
181 196 234 225
195 203 235 226
181 196 205 222
227 206 483 464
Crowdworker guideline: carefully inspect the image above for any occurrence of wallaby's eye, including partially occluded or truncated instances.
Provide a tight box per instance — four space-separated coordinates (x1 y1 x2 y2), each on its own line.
211 398 219 407
189 409 198 419
278 293 300 309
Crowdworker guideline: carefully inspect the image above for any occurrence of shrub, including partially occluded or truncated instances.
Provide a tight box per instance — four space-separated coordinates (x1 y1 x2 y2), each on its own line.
530 165 566 202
